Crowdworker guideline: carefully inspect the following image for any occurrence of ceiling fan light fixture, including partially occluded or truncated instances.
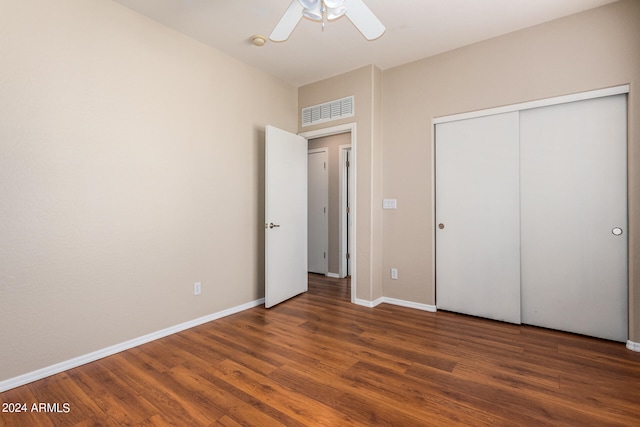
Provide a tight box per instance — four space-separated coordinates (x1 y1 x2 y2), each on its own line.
272 0 385 42
326 6 347 20
298 0 321 10
302 7 323 21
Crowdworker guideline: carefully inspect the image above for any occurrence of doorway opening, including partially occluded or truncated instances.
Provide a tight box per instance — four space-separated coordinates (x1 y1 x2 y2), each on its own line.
301 123 356 303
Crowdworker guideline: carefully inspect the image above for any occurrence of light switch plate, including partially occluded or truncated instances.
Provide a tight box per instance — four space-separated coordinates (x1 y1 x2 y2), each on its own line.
383 199 397 209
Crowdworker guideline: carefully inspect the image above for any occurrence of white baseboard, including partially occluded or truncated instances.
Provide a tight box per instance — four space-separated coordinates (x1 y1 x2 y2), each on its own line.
354 297 384 308
626 340 640 352
0 298 265 393
326 272 340 278
380 297 437 312
354 296 436 312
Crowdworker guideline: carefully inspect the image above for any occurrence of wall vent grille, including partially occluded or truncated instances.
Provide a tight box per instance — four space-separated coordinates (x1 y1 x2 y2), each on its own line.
301 96 354 127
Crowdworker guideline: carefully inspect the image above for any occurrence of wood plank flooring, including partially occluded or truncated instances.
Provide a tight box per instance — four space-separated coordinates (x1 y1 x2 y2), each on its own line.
2 274 640 426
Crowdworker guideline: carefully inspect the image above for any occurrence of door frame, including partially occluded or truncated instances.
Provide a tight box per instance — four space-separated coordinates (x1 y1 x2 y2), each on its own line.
307 147 329 275
300 123 357 304
338 144 352 278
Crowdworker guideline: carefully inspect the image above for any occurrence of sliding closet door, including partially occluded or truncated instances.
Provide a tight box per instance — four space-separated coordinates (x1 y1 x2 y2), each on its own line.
435 112 521 324
520 95 627 342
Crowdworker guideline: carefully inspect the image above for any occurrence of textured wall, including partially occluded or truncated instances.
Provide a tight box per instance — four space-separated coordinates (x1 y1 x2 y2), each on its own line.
0 0 297 382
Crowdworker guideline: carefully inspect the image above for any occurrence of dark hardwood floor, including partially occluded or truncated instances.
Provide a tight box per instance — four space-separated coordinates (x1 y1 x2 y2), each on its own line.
2 273 640 426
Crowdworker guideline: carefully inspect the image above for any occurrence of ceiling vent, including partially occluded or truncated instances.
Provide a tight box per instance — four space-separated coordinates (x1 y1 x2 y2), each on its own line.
301 96 354 127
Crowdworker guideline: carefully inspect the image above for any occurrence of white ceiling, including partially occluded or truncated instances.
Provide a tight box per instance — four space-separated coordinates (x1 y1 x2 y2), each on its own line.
111 0 618 87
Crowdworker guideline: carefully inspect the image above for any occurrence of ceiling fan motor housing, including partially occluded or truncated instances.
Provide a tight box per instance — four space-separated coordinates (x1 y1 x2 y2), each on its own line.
272 0 385 42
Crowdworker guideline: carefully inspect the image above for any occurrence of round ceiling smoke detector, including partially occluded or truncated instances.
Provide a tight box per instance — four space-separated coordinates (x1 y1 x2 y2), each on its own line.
250 35 267 47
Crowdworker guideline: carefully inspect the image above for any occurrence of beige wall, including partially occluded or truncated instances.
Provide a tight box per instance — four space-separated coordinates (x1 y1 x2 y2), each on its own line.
308 133 352 275
381 0 640 340
0 0 297 382
299 65 384 301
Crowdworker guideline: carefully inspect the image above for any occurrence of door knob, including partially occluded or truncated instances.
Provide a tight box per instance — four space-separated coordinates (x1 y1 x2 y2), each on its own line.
269 223 281 229
612 227 623 236
438 223 445 229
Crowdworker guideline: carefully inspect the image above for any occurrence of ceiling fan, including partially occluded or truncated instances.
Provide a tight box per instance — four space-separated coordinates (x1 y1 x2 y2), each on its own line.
270 0 385 42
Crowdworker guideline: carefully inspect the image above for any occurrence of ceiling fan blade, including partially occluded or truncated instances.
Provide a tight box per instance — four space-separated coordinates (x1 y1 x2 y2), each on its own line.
269 1 304 42
344 0 385 40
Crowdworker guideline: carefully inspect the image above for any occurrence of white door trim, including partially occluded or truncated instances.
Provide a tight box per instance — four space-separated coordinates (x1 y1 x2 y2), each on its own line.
434 84 629 124
338 144 352 278
300 123 357 304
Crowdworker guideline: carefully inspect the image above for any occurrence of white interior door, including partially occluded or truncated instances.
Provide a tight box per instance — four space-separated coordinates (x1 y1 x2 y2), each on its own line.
435 112 521 324
520 95 628 342
265 125 308 308
308 149 328 274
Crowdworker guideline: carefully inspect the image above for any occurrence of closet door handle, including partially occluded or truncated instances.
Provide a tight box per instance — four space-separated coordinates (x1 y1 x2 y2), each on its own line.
438 223 445 230
612 227 623 236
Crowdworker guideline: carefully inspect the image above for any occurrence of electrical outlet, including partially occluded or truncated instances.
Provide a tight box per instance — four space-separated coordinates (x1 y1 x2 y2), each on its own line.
391 268 398 280
194 282 201 296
